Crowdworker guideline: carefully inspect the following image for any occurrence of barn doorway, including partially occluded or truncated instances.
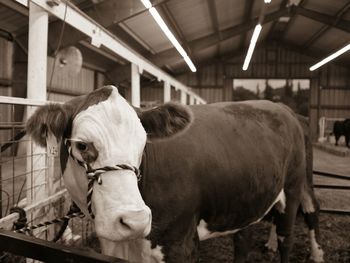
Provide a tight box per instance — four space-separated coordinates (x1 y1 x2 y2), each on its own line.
233 79 310 117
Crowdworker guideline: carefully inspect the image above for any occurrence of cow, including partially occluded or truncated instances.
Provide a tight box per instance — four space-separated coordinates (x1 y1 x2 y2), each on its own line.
333 119 350 147
26 86 323 263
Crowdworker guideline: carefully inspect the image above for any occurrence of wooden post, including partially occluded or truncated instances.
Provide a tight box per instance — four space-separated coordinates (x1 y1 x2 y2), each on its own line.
163 81 171 103
180 90 187 105
131 63 140 107
26 2 50 242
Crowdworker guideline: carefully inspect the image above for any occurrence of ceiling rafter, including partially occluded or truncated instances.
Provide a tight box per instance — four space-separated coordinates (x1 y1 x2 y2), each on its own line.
302 1 350 49
148 6 291 66
239 0 254 49
279 0 307 41
206 0 221 56
294 5 350 34
265 0 288 40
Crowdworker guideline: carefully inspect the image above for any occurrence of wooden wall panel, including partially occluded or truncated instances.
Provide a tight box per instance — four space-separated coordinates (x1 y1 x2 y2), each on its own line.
0 38 13 81
47 57 95 95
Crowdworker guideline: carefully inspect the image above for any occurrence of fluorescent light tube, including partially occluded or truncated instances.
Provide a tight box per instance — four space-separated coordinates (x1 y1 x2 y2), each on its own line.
140 2 197 72
140 0 152 9
242 24 262 71
184 56 197 72
309 43 350 71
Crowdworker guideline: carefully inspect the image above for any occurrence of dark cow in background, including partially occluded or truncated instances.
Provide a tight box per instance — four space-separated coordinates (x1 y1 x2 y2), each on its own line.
26 86 324 263
333 119 350 147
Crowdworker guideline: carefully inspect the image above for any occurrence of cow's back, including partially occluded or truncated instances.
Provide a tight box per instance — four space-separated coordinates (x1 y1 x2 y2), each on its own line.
141 100 305 238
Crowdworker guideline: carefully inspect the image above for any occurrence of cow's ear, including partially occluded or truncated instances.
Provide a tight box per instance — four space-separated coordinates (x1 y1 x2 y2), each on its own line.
26 104 69 147
139 103 193 139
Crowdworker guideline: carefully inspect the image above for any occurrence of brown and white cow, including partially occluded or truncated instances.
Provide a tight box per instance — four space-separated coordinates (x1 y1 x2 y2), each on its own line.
26 85 323 263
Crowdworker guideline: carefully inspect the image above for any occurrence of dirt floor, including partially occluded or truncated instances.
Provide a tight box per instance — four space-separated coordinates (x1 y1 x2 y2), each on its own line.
199 213 350 263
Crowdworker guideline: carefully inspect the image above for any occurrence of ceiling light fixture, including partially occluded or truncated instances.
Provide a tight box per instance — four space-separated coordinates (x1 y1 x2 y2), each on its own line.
309 43 350 71
242 24 262 71
264 0 272 3
140 0 197 72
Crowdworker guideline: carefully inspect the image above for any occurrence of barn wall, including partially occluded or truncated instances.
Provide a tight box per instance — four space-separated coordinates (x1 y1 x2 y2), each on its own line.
177 43 350 140
0 37 13 149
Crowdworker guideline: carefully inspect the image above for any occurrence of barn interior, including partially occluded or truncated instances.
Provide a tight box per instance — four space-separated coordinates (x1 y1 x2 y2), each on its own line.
0 0 349 262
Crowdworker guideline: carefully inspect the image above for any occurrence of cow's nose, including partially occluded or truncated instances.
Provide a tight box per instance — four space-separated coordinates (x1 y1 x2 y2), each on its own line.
116 208 151 237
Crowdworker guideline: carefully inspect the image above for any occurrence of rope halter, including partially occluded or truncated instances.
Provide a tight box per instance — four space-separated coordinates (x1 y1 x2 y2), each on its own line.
85 164 141 219
65 139 141 219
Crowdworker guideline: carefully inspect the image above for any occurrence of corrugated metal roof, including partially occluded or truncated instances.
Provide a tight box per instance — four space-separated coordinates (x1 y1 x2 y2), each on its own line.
2 0 350 73
311 28 350 51
216 0 245 30
123 11 172 53
306 0 349 16
285 16 325 45
166 0 213 41
0 5 27 33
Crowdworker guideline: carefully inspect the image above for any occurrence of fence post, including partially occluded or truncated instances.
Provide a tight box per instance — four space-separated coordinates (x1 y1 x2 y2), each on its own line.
318 117 326 142
26 2 52 243
131 63 140 107
180 90 187 105
163 81 171 103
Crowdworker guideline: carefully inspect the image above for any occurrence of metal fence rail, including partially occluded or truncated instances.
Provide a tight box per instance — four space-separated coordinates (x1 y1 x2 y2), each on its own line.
0 229 127 263
313 170 350 215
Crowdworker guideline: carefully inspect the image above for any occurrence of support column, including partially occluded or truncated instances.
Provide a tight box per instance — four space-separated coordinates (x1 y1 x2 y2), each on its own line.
180 90 187 105
26 2 49 240
163 81 171 103
189 95 194 105
26 1 48 203
131 63 140 107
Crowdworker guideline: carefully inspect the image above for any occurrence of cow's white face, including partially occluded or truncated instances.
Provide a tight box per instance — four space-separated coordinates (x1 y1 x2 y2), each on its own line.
64 88 152 243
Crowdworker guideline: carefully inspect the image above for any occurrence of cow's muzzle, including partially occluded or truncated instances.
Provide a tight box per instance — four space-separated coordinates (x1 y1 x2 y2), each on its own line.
95 206 152 241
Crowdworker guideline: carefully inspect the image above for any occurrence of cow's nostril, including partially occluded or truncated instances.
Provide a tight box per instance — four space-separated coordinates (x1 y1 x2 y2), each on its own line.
119 217 131 230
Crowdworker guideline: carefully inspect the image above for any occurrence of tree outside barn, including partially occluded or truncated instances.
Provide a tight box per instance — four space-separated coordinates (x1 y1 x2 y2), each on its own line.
233 79 310 116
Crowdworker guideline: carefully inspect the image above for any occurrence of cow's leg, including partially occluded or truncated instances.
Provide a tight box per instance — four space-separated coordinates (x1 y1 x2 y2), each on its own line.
265 222 278 252
345 134 350 148
160 218 200 263
274 193 300 263
335 134 340 146
232 228 251 263
301 187 324 262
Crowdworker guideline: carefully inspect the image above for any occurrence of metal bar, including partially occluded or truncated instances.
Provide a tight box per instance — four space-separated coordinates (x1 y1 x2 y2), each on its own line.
313 170 350 181
0 96 47 106
319 209 350 215
0 229 127 262
314 184 350 190
0 189 68 229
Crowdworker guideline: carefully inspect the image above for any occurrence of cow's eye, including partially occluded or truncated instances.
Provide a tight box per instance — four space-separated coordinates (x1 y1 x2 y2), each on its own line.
76 142 88 152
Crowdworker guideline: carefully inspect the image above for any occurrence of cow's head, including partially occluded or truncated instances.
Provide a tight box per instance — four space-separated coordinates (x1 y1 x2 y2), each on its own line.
26 86 192 246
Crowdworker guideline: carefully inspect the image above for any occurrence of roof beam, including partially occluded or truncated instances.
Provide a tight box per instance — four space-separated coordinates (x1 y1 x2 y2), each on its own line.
206 0 221 55
278 0 307 40
149 6 292 66
294 5 350 34
239 0 254 48
302 1 350 49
